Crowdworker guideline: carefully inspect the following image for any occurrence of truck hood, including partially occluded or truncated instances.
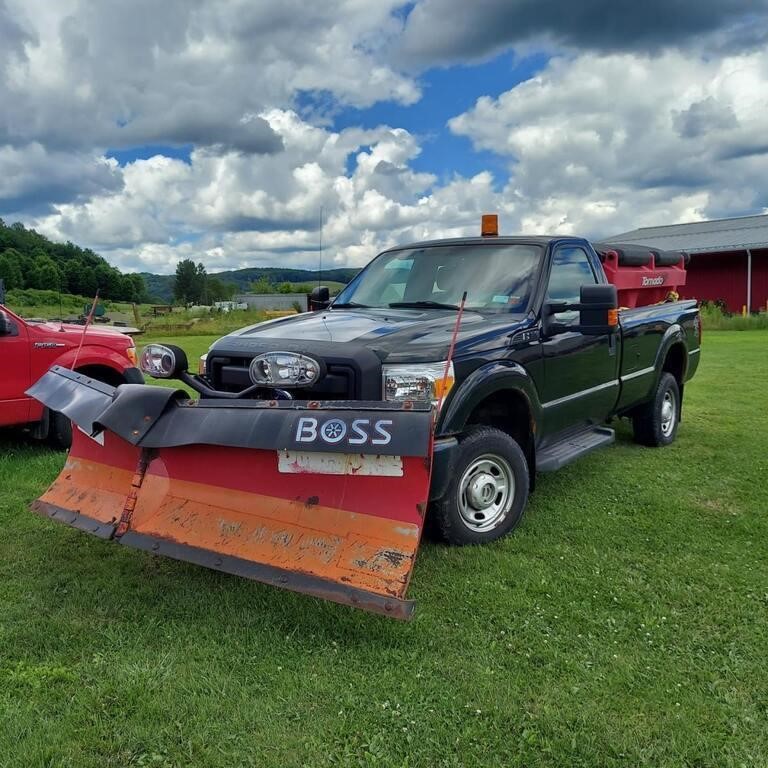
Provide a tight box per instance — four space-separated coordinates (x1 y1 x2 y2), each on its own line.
215 307 525 362
28 321 134 350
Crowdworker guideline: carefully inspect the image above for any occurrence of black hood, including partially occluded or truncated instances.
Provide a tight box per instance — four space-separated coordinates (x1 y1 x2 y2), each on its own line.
211 307 527 363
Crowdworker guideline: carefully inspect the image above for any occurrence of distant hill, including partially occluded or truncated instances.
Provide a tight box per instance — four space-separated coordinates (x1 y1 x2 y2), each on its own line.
0 219 147 302
141 266 359 302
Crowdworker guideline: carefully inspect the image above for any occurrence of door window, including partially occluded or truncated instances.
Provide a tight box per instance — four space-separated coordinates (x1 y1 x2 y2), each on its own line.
546 247 598 324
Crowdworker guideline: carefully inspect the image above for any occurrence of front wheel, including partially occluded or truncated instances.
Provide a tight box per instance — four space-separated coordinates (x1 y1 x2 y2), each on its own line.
430 427 530 546
48 409 73 449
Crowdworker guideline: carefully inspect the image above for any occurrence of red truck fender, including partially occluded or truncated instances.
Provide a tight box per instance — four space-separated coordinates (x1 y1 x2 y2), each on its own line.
55 344 140 382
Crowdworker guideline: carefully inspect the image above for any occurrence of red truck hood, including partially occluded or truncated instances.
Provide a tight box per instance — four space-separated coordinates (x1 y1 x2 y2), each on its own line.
28 321 134 350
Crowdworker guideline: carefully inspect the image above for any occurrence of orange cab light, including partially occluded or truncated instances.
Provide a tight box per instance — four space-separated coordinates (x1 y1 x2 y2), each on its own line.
607 308 619 326
481 214 499 237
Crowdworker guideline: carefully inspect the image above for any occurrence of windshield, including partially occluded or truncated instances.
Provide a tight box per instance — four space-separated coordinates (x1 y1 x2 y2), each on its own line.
334 243 542 312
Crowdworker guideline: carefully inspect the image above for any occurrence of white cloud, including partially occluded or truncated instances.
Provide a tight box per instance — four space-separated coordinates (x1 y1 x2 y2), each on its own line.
1 0 418 155
450 49 768 235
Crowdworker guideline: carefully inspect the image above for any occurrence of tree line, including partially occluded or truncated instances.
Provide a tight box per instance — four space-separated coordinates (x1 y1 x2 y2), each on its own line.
0 219 147 302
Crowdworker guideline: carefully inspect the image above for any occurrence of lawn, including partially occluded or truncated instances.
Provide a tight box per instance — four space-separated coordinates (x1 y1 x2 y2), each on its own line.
1 331 766 767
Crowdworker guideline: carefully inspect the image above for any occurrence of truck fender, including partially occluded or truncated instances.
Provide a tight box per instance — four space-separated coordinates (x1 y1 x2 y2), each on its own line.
437 360 542 439
55 345 134 379
652 324 688 388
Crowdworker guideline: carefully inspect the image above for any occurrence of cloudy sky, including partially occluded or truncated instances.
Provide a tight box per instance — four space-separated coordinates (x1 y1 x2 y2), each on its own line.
1 0 767 275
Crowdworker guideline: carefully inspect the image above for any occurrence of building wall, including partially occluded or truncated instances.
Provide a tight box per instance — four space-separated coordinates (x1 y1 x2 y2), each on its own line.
678 248 768 313
234 293 309 311
751 249 768 313
680 251 746 313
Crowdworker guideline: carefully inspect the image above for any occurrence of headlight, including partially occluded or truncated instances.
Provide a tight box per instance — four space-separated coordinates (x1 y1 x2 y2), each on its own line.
382 361 454 407
249 351 322 387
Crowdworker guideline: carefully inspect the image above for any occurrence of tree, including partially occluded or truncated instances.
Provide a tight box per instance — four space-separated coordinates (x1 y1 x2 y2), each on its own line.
194 263 208 304
207 277 236 303
0 249 25 289
123 273 148 303
94 264 123 299
174 259 199 304
28 254 63 291
249 277 274 294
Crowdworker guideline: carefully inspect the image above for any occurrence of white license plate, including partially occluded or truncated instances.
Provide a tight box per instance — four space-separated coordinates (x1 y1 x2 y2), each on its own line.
277 451 403 477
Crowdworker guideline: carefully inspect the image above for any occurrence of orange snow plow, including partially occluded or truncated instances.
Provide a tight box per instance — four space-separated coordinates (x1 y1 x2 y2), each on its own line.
28 366 434 619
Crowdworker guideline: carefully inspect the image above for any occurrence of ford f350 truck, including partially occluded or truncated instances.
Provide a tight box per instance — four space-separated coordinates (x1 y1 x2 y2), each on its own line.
0 306 142 446
184 230 700 545
29 220 701 618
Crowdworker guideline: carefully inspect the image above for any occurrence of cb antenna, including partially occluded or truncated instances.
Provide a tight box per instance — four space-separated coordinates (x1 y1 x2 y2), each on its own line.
58 274 65 332
318 205 323 288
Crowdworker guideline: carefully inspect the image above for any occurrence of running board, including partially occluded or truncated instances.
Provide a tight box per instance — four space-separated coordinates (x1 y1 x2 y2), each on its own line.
536 425 615 472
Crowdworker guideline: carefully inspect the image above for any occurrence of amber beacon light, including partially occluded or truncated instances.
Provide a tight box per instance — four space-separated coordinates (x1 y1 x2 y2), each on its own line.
481 214 499 237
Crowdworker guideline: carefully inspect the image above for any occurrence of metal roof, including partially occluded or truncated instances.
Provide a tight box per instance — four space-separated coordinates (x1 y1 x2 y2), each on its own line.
604 213 768 254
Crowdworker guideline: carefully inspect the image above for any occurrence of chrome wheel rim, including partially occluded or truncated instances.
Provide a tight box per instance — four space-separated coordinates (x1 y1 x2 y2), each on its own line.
660 390 676 436
457 454 514 532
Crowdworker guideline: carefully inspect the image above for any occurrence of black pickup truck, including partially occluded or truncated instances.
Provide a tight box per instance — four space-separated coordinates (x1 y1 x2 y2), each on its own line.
163 234 701 545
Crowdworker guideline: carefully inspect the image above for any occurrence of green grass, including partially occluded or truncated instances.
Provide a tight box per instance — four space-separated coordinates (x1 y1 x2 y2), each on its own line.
1 332 767 767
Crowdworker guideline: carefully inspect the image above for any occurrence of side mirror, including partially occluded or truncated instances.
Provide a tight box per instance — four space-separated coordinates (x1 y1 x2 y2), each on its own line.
578 284 618 335
0 310 13 336
309 285 330 311
542 284 618 337
139 343 189 379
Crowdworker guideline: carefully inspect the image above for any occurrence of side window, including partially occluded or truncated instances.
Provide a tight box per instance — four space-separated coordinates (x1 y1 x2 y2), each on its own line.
546 247 598 325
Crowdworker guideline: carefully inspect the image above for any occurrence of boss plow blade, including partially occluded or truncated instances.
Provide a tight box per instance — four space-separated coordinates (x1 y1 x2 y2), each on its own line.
29 367 434 619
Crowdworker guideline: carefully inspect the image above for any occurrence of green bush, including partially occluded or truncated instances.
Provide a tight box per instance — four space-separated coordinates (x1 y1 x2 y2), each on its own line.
699 303 768 331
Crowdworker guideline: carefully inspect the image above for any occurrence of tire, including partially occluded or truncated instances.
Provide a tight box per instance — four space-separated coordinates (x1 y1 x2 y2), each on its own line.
632 372 680 447
48 409 73 450
429 426 530 546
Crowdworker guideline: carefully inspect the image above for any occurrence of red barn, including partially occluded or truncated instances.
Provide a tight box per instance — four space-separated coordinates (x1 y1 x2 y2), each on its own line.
604 214 768 314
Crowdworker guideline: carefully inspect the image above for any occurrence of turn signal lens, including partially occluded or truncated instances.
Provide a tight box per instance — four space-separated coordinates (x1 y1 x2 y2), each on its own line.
607 308 619 326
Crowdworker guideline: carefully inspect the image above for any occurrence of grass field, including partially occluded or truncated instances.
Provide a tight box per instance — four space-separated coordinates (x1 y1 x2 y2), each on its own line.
1 331 767 767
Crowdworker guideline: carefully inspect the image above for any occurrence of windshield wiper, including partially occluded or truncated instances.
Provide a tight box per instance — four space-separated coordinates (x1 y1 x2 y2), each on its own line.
388 300 460 310
331 301 371 308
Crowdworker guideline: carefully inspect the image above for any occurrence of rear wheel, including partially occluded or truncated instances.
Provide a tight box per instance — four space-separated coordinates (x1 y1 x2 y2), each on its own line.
48 409 73 449
430 426 529 545
632 372 680 447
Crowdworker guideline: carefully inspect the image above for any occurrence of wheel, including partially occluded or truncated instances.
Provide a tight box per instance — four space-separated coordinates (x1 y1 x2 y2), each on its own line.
429 426 529 546
48 409 73 450
632 372 680 447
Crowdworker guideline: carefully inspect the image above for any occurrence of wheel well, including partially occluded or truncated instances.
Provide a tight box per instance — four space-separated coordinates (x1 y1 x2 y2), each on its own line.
75 364 126 387
466 390 535 487
662 343 686 387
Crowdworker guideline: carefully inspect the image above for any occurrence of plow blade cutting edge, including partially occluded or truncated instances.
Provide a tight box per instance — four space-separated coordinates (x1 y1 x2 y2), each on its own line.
28 367 434 619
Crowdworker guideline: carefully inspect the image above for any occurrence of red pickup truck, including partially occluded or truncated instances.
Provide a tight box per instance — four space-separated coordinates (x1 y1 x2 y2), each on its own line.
0 306 142 446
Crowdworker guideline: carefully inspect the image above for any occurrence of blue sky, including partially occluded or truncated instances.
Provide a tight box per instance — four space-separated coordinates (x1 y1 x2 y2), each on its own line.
1 0 766 274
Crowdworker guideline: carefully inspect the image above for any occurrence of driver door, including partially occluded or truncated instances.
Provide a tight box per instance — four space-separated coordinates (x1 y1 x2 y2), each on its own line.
539 246 619 433
0 311 32 426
